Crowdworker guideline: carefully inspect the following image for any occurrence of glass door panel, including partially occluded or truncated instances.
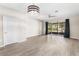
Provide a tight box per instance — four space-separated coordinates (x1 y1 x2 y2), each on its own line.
58 22 65 34
48 23 52 33
52 23 58 33
48 22 65 34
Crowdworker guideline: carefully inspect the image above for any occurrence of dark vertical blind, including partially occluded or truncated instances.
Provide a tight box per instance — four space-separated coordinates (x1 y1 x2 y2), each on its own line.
64 19 70 38
45 22 48 35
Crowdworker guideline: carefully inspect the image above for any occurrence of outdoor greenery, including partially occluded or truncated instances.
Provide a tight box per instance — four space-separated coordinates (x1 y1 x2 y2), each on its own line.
48 22 65 33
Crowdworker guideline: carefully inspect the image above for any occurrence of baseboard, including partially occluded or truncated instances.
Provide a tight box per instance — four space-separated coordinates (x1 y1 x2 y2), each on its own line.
27 34 43 39
70 38 79 40
17 34 40 43
16 38 27 43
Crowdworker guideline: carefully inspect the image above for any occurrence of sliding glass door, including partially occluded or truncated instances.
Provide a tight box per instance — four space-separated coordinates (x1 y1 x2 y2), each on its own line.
58 22 65 34
48 23 52 33
48 22 65 34
52 23 58 33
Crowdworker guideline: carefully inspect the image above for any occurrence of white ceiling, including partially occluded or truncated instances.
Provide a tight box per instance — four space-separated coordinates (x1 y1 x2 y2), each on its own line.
0 3 25 13
0 3 79 20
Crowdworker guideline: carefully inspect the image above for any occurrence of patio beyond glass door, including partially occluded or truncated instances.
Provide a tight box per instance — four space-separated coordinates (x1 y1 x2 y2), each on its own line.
48 22 65 34
58 22 65 34
52 23 58 34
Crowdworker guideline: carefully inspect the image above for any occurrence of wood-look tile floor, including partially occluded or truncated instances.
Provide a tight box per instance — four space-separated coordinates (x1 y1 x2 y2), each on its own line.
0 34 79 56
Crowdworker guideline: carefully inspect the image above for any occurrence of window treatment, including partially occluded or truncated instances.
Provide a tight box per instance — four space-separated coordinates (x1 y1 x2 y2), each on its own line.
64 19 70 38
45 22 48 35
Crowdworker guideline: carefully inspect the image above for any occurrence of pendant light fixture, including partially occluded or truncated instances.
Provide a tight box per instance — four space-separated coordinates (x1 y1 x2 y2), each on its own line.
27 4 40 13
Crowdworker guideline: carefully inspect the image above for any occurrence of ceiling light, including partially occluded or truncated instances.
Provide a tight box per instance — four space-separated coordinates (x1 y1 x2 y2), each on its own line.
27 5 40 13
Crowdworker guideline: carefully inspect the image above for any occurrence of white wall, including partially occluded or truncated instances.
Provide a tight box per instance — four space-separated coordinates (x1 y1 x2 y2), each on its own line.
0 16 3 47
0 6 43 46
70 16 79 39
42 21 46 34
3 16 42 45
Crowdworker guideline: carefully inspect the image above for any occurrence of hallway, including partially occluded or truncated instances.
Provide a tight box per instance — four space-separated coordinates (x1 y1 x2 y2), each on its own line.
0 34 79 56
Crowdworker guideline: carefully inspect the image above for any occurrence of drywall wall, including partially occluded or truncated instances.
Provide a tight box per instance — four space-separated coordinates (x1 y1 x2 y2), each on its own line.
42 21 46 34
70 16 79 39
0 16 3 47
3 16 42 45
0 6 43 46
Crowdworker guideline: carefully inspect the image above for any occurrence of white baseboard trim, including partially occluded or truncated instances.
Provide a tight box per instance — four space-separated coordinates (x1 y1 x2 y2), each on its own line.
17 38 27 43
70 37 79 40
